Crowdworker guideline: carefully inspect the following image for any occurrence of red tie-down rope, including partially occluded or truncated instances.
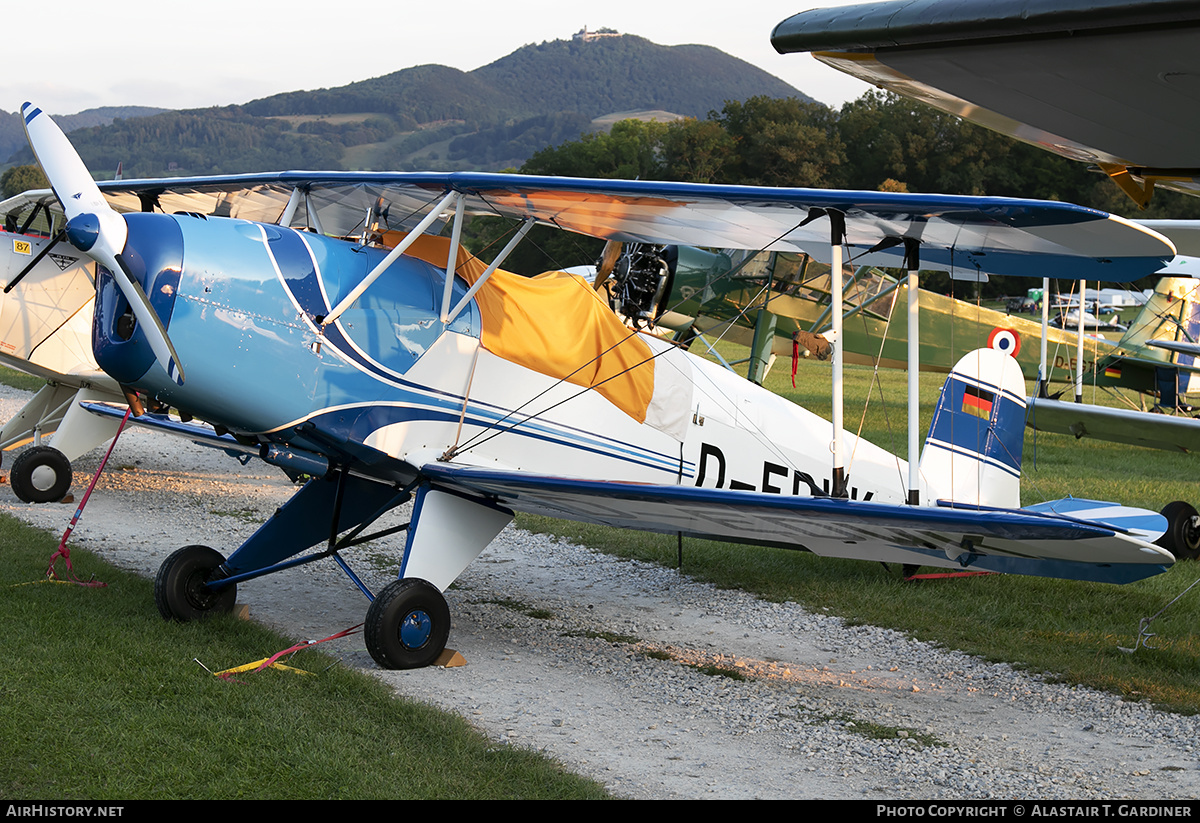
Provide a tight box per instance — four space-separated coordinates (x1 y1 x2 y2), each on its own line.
211 624 364 682
45 407 133 587
791 331 799 388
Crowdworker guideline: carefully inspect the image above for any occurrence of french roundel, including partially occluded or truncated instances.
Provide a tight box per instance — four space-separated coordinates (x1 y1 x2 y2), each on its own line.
987 327 1021 358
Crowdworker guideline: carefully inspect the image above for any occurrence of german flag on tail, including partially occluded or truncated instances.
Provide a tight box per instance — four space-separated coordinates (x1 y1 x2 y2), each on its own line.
962 385 995 419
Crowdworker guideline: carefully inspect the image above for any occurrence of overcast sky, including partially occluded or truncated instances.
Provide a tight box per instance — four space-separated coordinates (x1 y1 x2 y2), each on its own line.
4 0 873 116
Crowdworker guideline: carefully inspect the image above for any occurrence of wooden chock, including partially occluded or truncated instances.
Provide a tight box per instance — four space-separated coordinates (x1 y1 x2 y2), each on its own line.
436 648 466 668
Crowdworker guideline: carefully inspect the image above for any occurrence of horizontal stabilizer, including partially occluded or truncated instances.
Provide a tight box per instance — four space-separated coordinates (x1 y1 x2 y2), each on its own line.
1023 498 1166 542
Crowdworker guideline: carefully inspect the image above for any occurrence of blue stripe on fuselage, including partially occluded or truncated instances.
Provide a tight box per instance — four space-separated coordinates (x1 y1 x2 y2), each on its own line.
133 216 683 477
265 225 327 320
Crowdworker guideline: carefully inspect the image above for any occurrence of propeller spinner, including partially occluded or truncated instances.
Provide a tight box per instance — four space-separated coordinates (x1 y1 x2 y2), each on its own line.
20 102 184 385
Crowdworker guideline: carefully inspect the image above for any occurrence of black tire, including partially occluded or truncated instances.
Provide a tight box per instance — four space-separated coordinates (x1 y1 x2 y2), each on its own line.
10 446 71 503
155 545 236 621
365 578 450 669
1156 501 1200 561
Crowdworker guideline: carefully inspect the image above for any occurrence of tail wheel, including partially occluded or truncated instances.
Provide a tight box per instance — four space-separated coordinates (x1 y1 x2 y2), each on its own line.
155 545 236 621
1156 501 1200 561
365 578 450 669
10 446 72 503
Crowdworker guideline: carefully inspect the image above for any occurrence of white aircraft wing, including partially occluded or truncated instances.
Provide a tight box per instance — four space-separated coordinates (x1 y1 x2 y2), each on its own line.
1026 396 1200 453
771 0 1200 202
1148 339 1200 358
79 401 261 457
87 171 1177 283
422 464 1173 585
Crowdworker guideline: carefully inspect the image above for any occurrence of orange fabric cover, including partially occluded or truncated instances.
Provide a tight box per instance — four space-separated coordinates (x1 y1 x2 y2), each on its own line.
385 232 655 424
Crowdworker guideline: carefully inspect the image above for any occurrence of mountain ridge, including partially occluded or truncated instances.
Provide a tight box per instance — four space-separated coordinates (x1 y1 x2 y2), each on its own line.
4 34 807 176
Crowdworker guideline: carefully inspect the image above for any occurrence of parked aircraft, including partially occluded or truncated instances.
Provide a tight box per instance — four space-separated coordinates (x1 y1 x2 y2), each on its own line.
21 102 1182 668
601 242 1200 407
772 0 1200 552
0 192 125 502
771 0 1200 208
772 1 1200 401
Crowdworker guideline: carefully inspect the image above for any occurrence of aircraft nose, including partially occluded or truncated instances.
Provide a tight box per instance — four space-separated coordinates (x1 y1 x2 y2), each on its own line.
92 212 185 386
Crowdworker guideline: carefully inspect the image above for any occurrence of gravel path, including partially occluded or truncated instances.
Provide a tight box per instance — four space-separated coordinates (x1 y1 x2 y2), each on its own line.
3 383 1199 800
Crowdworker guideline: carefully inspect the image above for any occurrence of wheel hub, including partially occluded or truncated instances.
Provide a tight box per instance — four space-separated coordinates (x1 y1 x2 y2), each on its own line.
400 609 432 650
183 568 222 610
29 465 58 492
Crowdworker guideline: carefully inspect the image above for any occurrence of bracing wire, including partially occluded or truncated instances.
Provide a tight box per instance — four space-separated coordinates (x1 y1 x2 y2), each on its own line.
445 202 825 467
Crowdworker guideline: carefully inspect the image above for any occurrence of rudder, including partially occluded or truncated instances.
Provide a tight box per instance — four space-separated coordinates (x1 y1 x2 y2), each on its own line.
919 348 1026 508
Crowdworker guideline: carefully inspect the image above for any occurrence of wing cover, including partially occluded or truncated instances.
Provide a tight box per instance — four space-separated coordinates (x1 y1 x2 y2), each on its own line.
392 233 672 433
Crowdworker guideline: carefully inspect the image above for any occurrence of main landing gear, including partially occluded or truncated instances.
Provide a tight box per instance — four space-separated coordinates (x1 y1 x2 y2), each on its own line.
149 472 506 670
364 578 451 669
10 445 72 503
152 540 452 668
155 545 237 621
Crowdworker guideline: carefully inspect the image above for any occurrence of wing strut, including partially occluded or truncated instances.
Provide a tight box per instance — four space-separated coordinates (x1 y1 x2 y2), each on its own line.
306 191 325 236
1076 280 1087 403
322 189 461 327
904 238 921 506
1039 276 1051 397
278 187 303 227
439 195 466 324
829 210 847 498
441 218 535 325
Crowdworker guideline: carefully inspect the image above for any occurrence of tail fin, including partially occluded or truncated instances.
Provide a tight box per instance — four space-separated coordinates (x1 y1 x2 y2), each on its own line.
1114 277 1200 389
919 348 1027 508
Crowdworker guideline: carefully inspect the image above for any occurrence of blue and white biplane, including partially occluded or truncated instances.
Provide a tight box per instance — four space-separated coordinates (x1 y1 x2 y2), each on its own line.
20 101 1181 669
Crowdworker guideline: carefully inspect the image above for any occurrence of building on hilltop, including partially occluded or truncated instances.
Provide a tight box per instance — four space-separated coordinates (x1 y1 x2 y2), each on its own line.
572 27 621 42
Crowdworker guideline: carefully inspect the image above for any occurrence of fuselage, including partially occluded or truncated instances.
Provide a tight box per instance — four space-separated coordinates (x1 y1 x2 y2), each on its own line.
96 213 920 505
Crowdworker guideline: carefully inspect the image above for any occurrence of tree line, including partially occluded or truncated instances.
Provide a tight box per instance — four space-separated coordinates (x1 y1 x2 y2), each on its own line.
479 92 1199 291
521 92 1200 220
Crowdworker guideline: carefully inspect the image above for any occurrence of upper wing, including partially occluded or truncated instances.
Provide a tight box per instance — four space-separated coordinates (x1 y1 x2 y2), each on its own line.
771 0 1200 202
1026 396 1200 453
83 171 1176 283
421 463 1172 584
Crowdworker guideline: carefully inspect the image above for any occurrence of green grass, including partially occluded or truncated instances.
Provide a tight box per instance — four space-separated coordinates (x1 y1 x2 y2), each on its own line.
822 714 944 748
0 365 49 393
518 343 1200 715
0 517 608 800
481 597 555 619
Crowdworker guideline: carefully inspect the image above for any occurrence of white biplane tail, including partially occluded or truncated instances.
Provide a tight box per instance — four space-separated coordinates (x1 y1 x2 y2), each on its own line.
919 348 1027 509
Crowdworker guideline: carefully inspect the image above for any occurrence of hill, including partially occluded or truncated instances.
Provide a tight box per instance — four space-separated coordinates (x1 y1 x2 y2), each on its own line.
0 106 166 173
5 35 807 176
